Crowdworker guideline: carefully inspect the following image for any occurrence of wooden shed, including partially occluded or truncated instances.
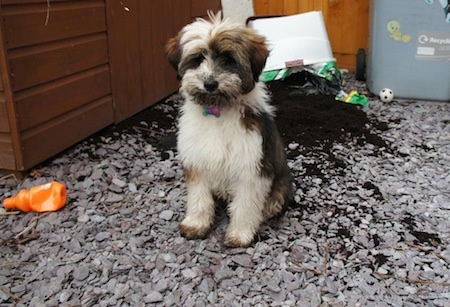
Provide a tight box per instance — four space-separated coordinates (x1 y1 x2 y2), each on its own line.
0 0 221 171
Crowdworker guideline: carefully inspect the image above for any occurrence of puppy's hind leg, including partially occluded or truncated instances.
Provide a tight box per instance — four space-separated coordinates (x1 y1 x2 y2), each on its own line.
180 168 215 239
263 173 293 219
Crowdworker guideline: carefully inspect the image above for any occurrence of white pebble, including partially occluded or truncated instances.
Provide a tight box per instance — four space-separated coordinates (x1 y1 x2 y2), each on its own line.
377 267 388 275
159 210 174 221
288 142 299 150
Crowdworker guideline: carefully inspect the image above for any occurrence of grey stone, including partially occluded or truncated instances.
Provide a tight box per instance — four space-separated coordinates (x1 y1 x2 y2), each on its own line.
214 267 234 283
159 210 174 221
105 192 123 203
198 277 215 294
145 291 164 303
95 232 110 242
231 254 254 268
73 266 90 281
112 177 127 188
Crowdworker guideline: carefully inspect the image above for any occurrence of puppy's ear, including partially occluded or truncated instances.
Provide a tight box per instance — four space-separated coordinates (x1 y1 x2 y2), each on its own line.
165 35 182 71
249 32 269 82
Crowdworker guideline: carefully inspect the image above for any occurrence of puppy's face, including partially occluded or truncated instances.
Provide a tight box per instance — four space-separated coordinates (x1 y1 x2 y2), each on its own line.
165 13 269 107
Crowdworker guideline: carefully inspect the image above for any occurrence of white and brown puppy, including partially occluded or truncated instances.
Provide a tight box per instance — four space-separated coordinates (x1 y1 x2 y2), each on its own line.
165 12 292 247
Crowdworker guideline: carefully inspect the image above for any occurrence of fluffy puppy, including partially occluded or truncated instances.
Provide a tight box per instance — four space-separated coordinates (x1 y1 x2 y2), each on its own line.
165 12 292 247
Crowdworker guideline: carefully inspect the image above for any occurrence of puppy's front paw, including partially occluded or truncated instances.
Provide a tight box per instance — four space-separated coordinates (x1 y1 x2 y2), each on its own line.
180 221 210 239
223 233 254 248
223 237 251 248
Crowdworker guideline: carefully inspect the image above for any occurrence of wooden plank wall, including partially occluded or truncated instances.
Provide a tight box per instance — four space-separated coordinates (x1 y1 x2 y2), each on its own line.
0 3 19 170
0 0 114 170
0 64 15 170
253 0 369 71
106 0 222 123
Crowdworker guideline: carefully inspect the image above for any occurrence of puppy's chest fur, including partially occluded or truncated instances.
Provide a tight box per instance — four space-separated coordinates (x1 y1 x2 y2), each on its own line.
178 101 264 190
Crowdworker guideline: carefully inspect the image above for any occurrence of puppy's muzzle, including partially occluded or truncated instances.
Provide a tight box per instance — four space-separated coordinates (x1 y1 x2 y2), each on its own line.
204 79 219 92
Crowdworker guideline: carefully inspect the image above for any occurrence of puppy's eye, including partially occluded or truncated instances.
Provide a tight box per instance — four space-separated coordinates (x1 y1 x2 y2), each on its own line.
191 54 205 66
222 54 237 67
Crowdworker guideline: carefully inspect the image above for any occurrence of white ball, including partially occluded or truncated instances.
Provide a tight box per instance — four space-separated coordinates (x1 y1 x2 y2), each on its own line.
379 88 394 103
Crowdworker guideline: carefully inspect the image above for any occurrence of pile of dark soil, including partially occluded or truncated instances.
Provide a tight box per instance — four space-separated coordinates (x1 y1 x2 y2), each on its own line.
268 73 389 158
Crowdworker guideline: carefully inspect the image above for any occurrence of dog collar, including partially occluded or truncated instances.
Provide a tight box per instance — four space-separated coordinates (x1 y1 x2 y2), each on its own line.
203 106 220 117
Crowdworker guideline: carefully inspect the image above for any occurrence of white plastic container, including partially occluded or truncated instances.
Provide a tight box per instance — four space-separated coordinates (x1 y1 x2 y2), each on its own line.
248 11 335 72
367 0 450 101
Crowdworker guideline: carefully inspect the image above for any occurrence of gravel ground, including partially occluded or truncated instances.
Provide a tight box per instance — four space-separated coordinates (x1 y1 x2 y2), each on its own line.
1 73 449 306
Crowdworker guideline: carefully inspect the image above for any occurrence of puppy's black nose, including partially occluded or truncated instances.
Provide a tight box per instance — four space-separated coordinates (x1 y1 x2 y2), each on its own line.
204 80 219 92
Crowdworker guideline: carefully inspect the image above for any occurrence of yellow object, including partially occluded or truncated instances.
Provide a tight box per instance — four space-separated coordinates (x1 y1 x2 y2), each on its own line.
3 181 67 213
387 20 411 43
